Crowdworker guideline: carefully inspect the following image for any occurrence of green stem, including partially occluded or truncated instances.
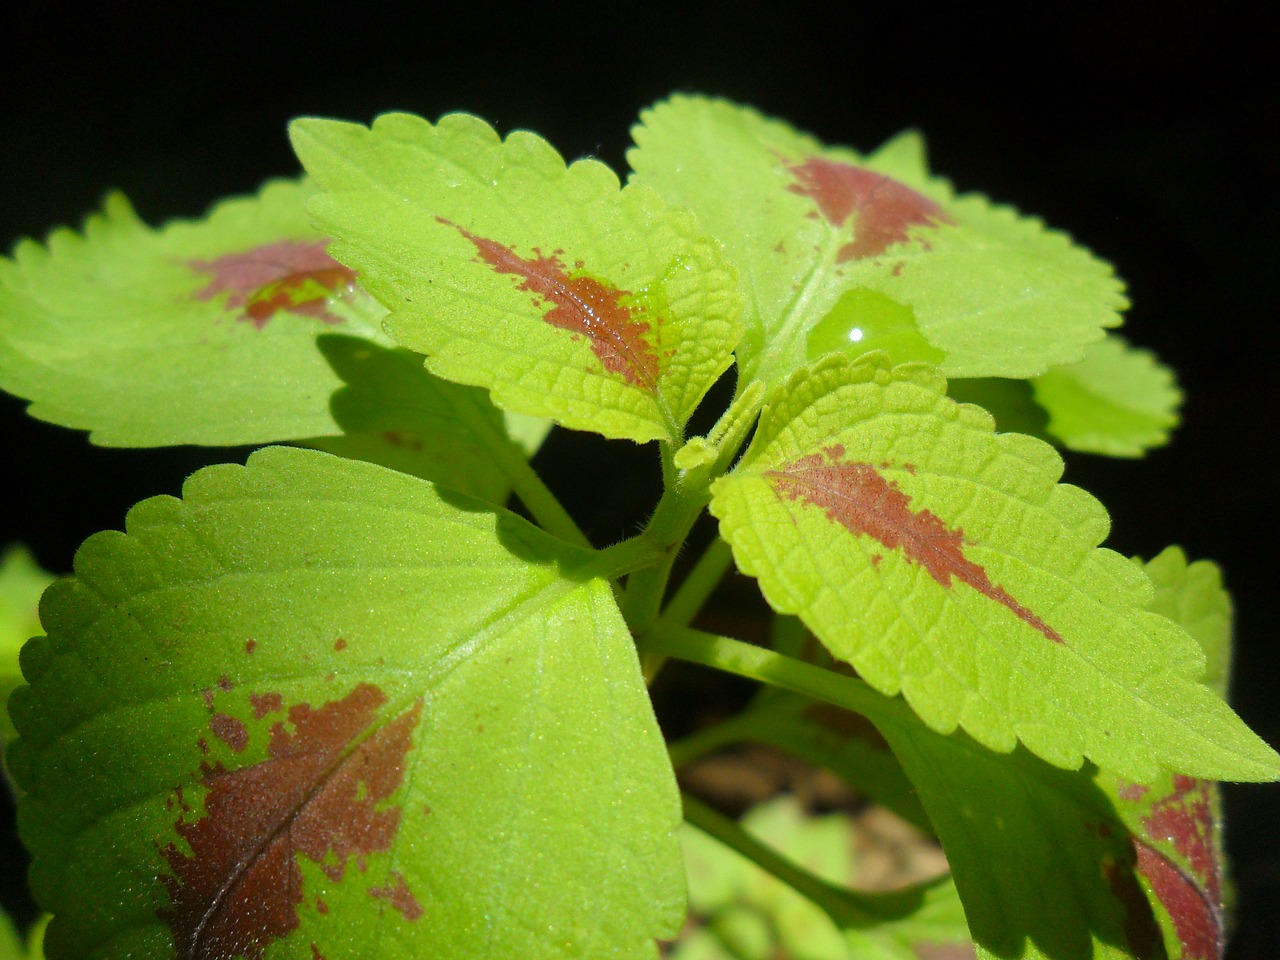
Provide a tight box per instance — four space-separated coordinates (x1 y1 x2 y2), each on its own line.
493 440 592 549
621 442 711 636
642 624 916 732
681 792 928 928
663 537 734 628
667 713 752 768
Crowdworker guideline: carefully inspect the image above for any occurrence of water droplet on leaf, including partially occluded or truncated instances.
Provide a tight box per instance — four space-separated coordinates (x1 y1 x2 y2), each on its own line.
805 288 945 366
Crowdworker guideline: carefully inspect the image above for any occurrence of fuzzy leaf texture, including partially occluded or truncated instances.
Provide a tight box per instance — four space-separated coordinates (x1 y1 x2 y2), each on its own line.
0 181 550 503
7 447 684 960
629 95 1127 391
709 352 1276 782
290 111 743 444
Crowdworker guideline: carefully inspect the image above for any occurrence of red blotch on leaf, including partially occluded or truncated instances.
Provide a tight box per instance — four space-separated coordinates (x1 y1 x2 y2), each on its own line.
159 683 423 960
249 692 284 720
189 239 358 329
765 446 1063 643
438 218 662 389
368 869 424 922
209 713 249 753
1132 776 1224 958
782 156 951 262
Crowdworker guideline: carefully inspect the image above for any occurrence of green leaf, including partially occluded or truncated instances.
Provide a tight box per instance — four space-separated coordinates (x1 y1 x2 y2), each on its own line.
0 181 397 447
709 352 1276 782
0 545 55 753
8 447 683 959
945 377 1051 441
290 112 743 444
877 725 1160 960
301 335 531 504
1142 547 1231 699
1093 548 1236 960
0 914 45 960
629 95 1127 391
1033 336 1182 457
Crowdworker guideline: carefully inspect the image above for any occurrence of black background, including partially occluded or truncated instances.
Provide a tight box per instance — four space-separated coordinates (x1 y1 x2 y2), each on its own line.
2 2 1277 955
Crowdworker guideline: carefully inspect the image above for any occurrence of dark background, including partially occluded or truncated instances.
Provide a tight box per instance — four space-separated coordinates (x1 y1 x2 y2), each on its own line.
2 2 1276 955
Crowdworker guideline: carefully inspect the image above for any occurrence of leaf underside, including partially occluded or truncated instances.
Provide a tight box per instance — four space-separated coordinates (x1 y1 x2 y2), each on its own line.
8 447 683 960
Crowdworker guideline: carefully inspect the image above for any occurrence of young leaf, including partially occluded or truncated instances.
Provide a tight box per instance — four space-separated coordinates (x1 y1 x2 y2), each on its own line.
7 447 683 960
0 545 54 753
0 181 393 446
709 352 1277 782
1095 549 1237 960
290 111 743 444
1033 336 1182 457
629 95 1127 391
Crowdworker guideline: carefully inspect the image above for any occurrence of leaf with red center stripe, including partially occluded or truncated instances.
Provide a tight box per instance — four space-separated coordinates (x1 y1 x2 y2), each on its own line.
290 111 742 443
7 447 684 959
709 353 1277 781
629 95 1127 390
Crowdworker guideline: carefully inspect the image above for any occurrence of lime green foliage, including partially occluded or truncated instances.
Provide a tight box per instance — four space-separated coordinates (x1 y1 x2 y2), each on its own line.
0 96 1272 960
291 112 743 443
630 95 1126 391
7 448 683 959
675 796 970 960
0 912 45 960
0 546 54 752
710 352 1273 781
0 182 391 446
1034 336 1182 456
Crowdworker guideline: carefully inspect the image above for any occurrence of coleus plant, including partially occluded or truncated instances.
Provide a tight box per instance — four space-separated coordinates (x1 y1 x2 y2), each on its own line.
0 94 1272 960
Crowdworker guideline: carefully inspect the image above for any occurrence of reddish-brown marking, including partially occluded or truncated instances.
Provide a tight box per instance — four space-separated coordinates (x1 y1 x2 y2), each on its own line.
1142 776 1220 903
368 870 424 921
189 239 358 329
765 446 1063 643
158 683 423 960
1117 781 1149 802
217 675 234 692
310 945 324 960
210 714 249 753
200 688 215 711
1103 857 1163 960
333 638 348 652
244 640 257 656
782 156 951 262
381 430 424 452
1132 840 1222 960
437 217 661 389
197 738 209 755
314 897 328 915
249 692 284 720
1132 774 1223 957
